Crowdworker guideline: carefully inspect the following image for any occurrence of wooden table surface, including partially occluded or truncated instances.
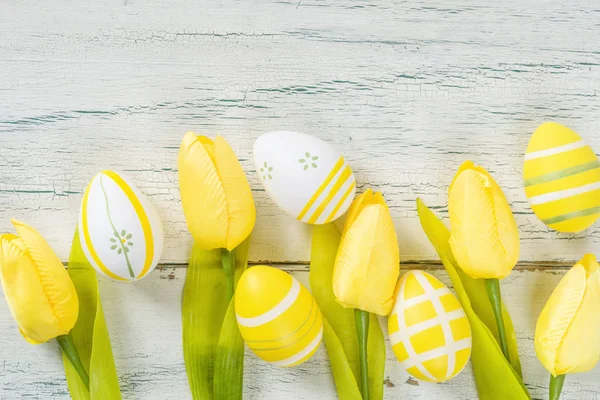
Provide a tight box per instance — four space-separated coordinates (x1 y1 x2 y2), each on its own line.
1 1 600 399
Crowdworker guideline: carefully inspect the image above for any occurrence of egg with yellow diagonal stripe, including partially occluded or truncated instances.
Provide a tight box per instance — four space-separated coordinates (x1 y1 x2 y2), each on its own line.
253 131 356 224
78 170 164 282
235 266 323 367
388 271 472 382
524 122 600 232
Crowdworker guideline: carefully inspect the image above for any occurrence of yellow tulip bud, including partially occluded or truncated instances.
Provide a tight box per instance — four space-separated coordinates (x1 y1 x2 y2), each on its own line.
535 254 600 376
178 132 256 250
332 189 400 316
0 220 79 344
448 161 520 279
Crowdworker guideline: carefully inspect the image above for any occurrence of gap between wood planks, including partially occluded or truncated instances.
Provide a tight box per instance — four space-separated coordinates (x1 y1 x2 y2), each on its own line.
151 261 573 272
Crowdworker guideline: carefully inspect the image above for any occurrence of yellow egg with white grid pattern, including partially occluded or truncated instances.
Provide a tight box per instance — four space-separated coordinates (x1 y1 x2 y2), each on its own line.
235 266 323 367
78 170 164 282
524 122 600 232
253 131 356 224
388 271 472 382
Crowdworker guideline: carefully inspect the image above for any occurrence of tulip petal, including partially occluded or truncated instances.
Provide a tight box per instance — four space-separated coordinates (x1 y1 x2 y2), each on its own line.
12 220 79 333
449 162 520 279
345 189 370 227
343 190 387 229
0 230 74 344
333 204 399 316
19 328 42 344
178 131 229 249
213 136 256 251
554 256 600 374
534 264 586 375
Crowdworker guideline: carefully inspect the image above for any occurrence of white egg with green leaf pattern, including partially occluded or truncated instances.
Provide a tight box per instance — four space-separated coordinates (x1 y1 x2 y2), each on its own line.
78 170 164 282
253 131 356 224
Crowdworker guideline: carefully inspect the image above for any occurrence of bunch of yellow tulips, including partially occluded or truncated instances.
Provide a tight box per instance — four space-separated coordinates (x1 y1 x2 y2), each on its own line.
1 129 599 400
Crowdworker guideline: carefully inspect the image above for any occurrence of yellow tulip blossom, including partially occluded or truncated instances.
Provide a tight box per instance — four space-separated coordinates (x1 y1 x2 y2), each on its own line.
535 254 600 376
178 131 256 251
332 189 400 316
0 219 79 344
448 160 520 280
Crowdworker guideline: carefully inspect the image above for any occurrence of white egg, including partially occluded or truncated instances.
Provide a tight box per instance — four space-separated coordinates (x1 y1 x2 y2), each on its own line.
78 170 164 282
253 131 356 224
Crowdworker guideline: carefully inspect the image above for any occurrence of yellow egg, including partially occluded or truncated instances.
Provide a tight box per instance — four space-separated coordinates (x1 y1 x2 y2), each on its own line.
524 122 600 232
235 266 323 367
388 271 471 383
253 131 356 224
78 170 164 282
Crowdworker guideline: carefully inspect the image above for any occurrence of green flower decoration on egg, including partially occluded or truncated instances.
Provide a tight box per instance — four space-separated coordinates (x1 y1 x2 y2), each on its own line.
110 230 134 255
299 152 319 171
260 161 273 180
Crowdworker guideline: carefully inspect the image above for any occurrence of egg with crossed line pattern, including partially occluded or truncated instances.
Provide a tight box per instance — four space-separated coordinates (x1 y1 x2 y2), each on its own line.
388 271 472 382
235 266 323 367
253 131 356 224
524 122 600 232
79 170 164 282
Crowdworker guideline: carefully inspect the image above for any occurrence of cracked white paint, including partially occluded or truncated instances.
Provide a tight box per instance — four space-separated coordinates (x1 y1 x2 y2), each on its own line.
1 1 600 397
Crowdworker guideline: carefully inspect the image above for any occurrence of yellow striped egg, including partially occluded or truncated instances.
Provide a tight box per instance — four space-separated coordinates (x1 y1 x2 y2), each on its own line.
524 122 600 232
388 271 471 382
78 170 164 282
253 131 356 224
235 266 323 367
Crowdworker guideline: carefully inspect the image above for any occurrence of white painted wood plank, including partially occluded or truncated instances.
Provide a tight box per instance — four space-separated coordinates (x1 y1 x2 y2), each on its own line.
2 1 600 263
0 266 598 399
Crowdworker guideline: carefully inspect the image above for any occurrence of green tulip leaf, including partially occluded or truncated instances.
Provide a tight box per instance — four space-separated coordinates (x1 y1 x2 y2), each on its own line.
63 230 121 400
182 238 250 400
321 319 363 400
416 199 530 400
214 297 245 400
310 223 385 400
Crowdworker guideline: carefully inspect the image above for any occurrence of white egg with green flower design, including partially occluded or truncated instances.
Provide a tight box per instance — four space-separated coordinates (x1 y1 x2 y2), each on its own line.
78 170 164 282
253 131 356 224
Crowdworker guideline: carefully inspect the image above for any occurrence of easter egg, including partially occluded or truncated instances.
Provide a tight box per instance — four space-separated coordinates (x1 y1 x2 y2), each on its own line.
524 122 600 232
78 170 164 282
388 271 471 382
253 131 356 224
235 266 323 367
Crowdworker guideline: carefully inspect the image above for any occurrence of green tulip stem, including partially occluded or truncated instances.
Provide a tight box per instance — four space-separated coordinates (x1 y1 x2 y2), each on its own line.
57 334 90 390
355 309 370 400
550 374 566 400
222 249 236 301
484 278 510 362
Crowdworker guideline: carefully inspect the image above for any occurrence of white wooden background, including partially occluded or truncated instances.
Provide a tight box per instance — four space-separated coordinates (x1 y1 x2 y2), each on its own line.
1 1 600 399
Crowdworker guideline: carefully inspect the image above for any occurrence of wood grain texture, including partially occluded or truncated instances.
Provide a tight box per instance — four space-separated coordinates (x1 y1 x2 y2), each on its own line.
2 0 600 263
2 2 600 398
0 266 597 400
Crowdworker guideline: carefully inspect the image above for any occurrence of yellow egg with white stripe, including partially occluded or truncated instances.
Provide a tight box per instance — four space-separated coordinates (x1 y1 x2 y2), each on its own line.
235 266 323 367
388 271 472 383
253 131 356 224
78 170 164 282
524 122 600 232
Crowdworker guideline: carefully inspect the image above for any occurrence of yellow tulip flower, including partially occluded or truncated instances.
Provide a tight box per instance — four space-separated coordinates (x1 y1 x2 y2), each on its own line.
0 219 78 344
535 254 600 400
448 160 520 364
333 189 400 316
332 189 400 400
448 160 520 280
0 220 89 389
178 131 256 252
